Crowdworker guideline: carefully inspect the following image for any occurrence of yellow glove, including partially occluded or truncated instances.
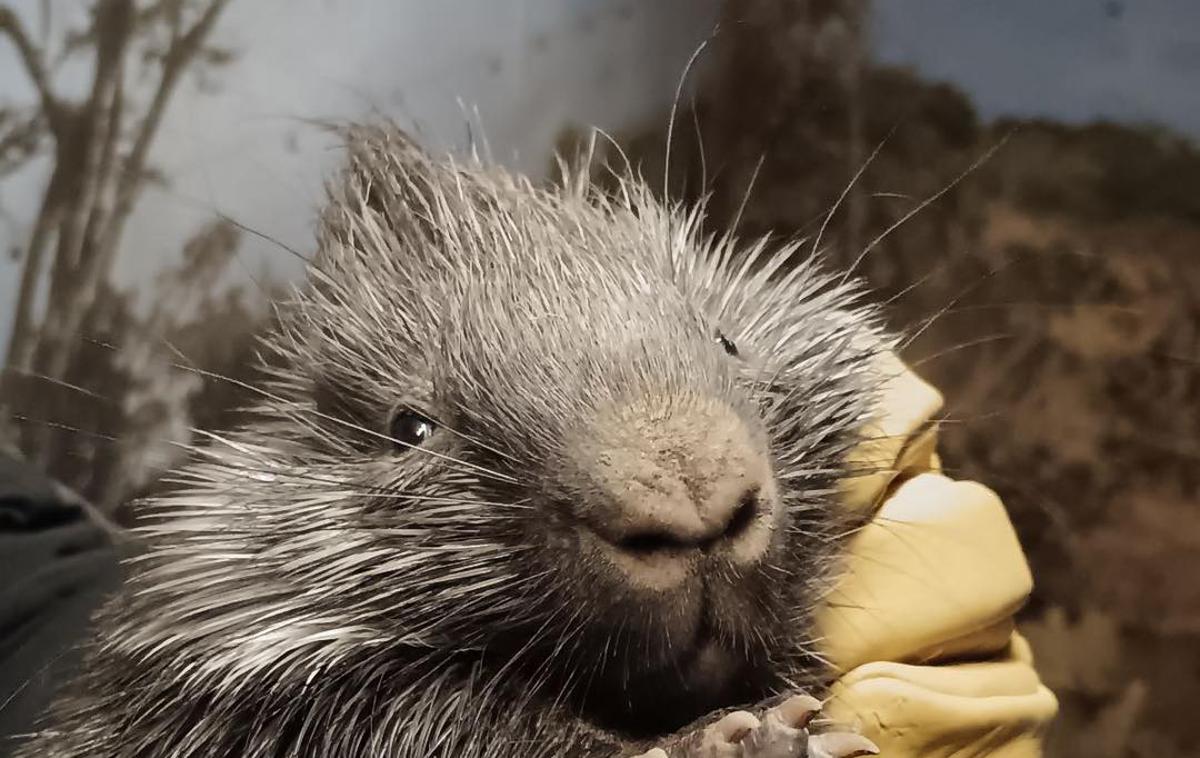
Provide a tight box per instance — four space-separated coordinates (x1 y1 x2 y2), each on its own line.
815 351 1058 757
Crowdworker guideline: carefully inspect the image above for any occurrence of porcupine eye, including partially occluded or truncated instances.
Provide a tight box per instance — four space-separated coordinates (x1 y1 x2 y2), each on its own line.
388 408 437 449
715 329 739 357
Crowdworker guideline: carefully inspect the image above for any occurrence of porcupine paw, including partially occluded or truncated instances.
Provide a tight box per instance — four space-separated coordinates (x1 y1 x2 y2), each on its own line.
633 694 879 758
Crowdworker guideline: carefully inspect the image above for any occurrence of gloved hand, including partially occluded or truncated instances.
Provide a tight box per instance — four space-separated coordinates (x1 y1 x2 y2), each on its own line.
814 351 1057 757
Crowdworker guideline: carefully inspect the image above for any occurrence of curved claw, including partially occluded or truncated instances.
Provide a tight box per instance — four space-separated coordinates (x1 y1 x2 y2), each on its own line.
735 695 823 757
765 694 824 730
697 710 762 756
640 692 875 758
710 710 763 743
807 732 880 758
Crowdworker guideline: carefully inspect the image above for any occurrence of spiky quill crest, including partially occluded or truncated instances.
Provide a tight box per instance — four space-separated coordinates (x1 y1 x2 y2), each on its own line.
22 124 895 757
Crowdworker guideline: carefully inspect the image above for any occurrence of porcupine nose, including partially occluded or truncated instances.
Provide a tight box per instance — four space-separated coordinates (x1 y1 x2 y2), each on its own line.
574 398 778 589
611 485 761 554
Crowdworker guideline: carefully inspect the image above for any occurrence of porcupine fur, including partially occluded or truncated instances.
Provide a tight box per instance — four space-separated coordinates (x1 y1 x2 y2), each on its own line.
19 123 895 757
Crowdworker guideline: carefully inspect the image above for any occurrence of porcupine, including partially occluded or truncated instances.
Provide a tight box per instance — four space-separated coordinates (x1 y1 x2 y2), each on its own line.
18 123 892 758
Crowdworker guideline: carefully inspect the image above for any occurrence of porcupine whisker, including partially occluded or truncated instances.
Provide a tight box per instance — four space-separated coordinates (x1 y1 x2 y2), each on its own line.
214 209 313 264
160 360 352 450
589 126 634 187
147 489 533 521
576 626 619 706
840 132 1013 287
728 153 765 240
897 260 1016 352
169 362 518 485
8 415 128 448
908 333 1015 369
529 606 591 700
810 126 896 262
690 100 708 196
0 367 115 404
664 29 717 229
154 471 533 527
881 252 960 308
0 650 79 721
430 422 523 467
482 619 572 703
880 207 1058 318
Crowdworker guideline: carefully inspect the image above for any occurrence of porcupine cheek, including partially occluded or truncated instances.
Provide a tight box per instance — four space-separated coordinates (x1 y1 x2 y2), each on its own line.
568 395 780 593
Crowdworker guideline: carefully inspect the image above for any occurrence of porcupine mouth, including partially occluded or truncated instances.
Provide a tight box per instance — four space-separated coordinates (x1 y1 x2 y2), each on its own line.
588 583 761 738
643 582 745 695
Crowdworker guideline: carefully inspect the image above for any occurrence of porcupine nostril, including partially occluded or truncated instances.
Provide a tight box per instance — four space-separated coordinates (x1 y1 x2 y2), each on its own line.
574 399 777 588
610 485 763 555
723 488 760 542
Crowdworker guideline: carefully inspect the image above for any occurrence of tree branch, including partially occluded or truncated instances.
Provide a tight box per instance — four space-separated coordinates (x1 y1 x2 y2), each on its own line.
38 0 232 386
114 0 230 214
95 0 231 267
0 4 64 131
43 0 133 297
0 110 45 176
4 178 63 372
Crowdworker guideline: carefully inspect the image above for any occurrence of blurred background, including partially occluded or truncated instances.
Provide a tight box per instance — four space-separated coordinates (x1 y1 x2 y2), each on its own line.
1 1 1198 754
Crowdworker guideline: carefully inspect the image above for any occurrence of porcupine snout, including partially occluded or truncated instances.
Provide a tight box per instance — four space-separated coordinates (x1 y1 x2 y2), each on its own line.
572 396 780 591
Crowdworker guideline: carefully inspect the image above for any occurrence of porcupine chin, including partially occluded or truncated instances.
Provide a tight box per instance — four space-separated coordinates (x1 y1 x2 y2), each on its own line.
21 122 895 757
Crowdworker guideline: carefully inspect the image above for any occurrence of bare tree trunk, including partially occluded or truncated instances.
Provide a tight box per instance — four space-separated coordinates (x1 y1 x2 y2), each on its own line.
36 0 230 390
4 178 63 373
0 4 71 374
3 0 234 477
35 0 130 340
21 0 132 464
0 5 66 132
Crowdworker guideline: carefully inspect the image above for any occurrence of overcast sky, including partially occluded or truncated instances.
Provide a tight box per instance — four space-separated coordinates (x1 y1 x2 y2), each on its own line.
872 0 1200 136
2 0 1199 348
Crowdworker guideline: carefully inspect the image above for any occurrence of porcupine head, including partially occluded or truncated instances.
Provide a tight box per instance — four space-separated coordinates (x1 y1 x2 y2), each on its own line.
27 124 893 757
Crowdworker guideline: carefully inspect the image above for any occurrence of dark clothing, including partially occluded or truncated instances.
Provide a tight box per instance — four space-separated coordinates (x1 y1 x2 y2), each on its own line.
0 455 123 757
